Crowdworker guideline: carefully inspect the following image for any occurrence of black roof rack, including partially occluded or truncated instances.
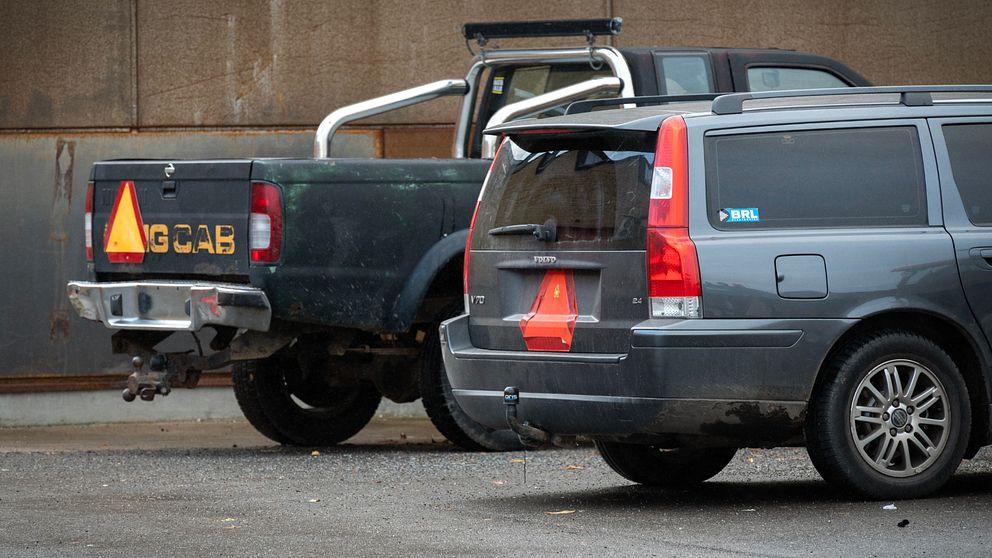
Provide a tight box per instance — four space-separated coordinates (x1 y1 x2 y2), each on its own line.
463 18 622 43
565 94 720 115
711 85 992 115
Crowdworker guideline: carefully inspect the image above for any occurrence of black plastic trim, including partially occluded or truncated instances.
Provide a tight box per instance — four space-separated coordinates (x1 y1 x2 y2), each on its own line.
630 329 803 348
463 18 622 41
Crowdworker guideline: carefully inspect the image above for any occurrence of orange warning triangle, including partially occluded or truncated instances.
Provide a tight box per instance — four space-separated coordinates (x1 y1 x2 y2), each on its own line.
519 270 578 352
103 180 147 263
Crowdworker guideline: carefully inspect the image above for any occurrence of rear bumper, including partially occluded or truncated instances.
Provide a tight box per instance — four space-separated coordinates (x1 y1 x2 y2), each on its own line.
441 314 854 444
67 280 271 332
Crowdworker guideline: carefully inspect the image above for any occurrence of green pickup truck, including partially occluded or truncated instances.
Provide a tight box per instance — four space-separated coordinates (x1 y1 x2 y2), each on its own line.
67 18 870 451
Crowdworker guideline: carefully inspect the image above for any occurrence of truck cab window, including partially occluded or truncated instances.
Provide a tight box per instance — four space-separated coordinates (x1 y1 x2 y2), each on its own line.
747 66 849 91
655 54 714 95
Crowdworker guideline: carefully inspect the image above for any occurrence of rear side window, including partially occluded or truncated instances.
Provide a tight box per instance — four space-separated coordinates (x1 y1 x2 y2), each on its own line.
706 127 927 229
747 67 849 92
474 131 655 251
943 123 992 225
655 54 714 95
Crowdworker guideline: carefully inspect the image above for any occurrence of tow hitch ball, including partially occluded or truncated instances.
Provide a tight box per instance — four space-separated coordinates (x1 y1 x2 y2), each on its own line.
122 355 171 402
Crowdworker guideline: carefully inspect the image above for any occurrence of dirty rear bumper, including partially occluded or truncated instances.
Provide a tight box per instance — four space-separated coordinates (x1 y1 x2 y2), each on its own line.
441 314 855 445
67 280 271 332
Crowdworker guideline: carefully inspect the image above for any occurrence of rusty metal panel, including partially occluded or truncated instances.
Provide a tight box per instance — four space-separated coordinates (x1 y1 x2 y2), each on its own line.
135 0 611 127
5 0 992 132
136 0 376 128
383 126 455 159
0 130 375 378
0 0 134 129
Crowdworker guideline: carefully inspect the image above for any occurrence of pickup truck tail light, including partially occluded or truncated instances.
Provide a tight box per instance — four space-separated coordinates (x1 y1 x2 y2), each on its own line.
464 137 506 313
646 116 701 319
250 181 283 264
84 181 94 262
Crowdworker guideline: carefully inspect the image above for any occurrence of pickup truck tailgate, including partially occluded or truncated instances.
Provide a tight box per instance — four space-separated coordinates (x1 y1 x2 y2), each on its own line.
91 160 252 278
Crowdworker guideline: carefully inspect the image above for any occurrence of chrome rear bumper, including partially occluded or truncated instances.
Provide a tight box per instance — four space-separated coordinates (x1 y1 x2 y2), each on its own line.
67 280 271 332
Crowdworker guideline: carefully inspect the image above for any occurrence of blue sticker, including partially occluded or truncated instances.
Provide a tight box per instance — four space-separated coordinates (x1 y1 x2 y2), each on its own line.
719 208 760 223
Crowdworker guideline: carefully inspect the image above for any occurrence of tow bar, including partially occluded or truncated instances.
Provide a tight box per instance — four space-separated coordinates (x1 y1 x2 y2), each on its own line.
122 353 207 402
502 386 577 448
114 327 301 402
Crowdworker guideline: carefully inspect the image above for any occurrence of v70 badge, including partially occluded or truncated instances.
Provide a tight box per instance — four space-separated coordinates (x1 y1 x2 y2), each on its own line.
533 256 557 264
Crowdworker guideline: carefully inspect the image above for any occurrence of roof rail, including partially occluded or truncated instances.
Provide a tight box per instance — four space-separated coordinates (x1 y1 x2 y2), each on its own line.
711 85 992 115
463 18 622 42
565 93 720 115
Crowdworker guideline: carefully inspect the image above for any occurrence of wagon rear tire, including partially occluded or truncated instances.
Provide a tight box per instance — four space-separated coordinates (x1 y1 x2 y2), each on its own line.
595 442 737 486
805 331 970 499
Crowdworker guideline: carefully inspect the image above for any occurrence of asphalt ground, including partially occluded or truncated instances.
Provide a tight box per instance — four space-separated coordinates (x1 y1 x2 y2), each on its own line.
1 418 990 557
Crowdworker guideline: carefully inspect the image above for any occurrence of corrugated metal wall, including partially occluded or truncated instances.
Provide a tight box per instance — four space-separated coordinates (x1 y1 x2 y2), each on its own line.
1 0 991 385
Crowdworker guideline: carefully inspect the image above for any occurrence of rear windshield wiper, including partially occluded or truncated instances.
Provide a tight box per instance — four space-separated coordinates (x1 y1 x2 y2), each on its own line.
488 219 557 242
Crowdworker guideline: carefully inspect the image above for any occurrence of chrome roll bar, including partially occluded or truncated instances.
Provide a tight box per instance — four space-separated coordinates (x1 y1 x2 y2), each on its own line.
454 47 635 158
313 79 469 158
479 76 623 158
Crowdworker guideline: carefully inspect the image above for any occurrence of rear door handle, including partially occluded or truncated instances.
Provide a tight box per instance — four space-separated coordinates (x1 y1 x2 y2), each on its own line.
968 247 992 266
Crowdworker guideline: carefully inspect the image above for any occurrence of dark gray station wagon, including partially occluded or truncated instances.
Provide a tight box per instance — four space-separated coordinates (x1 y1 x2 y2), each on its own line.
442 86 992 499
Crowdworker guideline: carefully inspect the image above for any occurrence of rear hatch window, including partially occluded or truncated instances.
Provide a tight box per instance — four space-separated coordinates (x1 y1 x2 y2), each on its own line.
475 131 655 251
468 131 655 353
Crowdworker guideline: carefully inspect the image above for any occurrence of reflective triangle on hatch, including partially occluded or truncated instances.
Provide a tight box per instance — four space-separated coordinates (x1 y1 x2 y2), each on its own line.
103 180 147 263
519 269 578 352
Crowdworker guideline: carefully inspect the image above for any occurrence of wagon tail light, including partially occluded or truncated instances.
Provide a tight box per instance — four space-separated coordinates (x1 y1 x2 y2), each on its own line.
464 137 506 312
647 116 701 319
84 181 94 262
250 181 283 264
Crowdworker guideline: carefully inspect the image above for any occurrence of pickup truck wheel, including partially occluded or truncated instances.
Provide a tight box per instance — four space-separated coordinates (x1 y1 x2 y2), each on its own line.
232 356 382 446
420 308 523 452
232 360 294 444
595 442 737 486
805 331 970 500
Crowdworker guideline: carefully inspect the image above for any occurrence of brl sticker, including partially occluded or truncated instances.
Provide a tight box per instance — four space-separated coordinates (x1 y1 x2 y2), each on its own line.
719 207 760 223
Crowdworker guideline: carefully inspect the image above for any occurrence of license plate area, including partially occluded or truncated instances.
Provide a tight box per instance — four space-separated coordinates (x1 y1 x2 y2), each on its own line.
498 268 601 323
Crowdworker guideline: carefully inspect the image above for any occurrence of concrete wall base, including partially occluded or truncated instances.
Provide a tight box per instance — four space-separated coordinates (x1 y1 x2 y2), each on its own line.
0 388 426 428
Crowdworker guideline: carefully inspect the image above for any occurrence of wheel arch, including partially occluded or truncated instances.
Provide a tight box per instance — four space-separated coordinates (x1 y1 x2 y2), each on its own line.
811 309 992 454
386 229 467 331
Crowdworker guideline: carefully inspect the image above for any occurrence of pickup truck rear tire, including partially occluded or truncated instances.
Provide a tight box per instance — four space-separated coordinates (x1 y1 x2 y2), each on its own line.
232 359 294 444
232 356 382 446
420 307 524 452
595 442 737 486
